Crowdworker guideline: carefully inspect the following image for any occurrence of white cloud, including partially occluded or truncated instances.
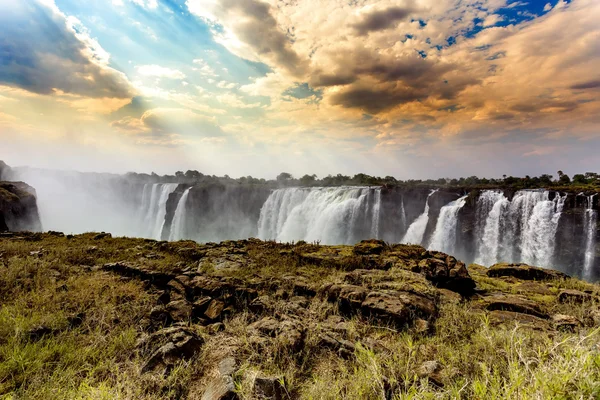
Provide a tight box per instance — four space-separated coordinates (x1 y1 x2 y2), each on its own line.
216 81 237 89
544 3 553 11
137 65 186 79
482 14 503 27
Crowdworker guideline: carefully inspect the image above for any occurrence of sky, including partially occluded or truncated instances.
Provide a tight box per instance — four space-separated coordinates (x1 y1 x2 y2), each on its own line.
0 0 599 179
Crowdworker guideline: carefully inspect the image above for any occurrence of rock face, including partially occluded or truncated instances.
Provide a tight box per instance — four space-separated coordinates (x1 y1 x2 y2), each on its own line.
487 263 568 281
0 181 42 232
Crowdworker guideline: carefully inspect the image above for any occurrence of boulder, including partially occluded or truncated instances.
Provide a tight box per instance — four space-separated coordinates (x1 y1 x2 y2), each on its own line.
249 317 305 351
552 314 582 331
488 311 550 330
416 254 476 296
557 289 592 303
201 357 238 400
139 326 204 373
487 263 568 281
353 239 386 255
480 294 548 318
324 284 437 328
165 300 192 322
205 299 226 320
0 181 42 232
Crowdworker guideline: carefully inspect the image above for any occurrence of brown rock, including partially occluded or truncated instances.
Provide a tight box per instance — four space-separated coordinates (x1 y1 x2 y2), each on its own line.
166 300 192 322
515 282 552 295
480 294 548 318
488 311 550 330
416 360 444 387
140 326 204 373
487 263 568 281
417 254 475 296
353 239 386 255
205 299 225 320
558 289 592 303
201 357 238 400
552 314 582 331
361 290 437 328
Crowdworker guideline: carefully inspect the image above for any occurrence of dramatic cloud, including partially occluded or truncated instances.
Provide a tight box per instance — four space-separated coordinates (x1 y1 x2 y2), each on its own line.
0 0 134 99
352 5 415 35
137 65 186 79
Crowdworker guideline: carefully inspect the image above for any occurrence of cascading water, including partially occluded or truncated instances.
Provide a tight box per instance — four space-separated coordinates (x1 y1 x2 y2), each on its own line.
520 192 566 267
428 195 467 254
370 188 382 239
257 187 380 244
474 191 509 266
402 189 437 245
138 183 179 239
169 188 192 241
583 194 597 279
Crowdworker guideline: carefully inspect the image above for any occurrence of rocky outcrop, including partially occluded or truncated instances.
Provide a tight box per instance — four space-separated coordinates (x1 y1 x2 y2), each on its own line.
487 263 569 281
0 181 42 232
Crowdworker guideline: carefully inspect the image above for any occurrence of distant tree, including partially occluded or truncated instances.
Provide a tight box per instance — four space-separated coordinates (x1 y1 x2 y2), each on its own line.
539 174 553 185
184 170 203 180
558 172 571 185
572 174 587 185
299 174 317 186
175 171 184 178
276 172 293 185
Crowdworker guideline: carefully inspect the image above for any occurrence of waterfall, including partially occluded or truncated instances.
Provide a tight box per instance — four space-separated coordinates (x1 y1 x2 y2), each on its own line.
520 192 566 267
428 195 467 254
169 188 192 241
583 194 597 279
257 187 380 244
370 188 382 239
401 189 437 245
138 183 179 239
151 184 179 240
400 197 407 233
474 191 509 266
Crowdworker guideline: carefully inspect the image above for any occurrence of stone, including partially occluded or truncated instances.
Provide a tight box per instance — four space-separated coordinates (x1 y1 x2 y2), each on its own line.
140 326 204 373
558 289 592 303
361 291 437 328
353 239 386 255
589 309 600 326
250 317 305 351
318 333 356 359
166 300 192 322
27 325 54 341
416 255 476 296
253 376 289 399
416 360 444 387
437 288 462 304
552 314 582 331
93 232 111 240
205 299 226 320
488 311 550 330
201 357 238 400
487 263 568 281
480 294 548 318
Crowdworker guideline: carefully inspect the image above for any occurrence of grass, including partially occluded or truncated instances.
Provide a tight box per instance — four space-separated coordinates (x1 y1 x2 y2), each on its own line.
0 233 599 399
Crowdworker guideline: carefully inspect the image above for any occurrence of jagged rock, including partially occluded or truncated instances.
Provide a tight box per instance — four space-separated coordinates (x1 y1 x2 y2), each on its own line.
437 288 462 304
552 314 582 331
250 317 305 351
353 239 386 255
558 289 592 303
0 181 42 232
93 232 111 240
416 254 475 296
416 360 444 387
201 357 238 400
165 300 192 321
324 284 437 328
253 376 289 399
102 262 175 286
487 263 568 281
318 333 356 358
205 299 225 320
139 326 204 373
480 294 548 318
190 276 232 297
488 311 550 330
148 305 172 327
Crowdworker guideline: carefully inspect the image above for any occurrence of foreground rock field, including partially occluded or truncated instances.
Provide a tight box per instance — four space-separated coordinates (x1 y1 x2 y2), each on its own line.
0 232 599 399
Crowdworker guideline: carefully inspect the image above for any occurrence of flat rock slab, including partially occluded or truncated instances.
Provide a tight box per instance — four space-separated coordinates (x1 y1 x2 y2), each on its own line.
480 293 548 318
487 263 568 281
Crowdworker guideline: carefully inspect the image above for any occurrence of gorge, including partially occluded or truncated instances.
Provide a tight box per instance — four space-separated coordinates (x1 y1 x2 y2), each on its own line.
3 164 599 281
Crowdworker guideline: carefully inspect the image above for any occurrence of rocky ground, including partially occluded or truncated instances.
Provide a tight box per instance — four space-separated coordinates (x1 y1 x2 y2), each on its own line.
0 232 599 399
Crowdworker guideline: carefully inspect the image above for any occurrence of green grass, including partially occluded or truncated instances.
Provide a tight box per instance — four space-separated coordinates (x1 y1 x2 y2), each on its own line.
0 233 599 399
